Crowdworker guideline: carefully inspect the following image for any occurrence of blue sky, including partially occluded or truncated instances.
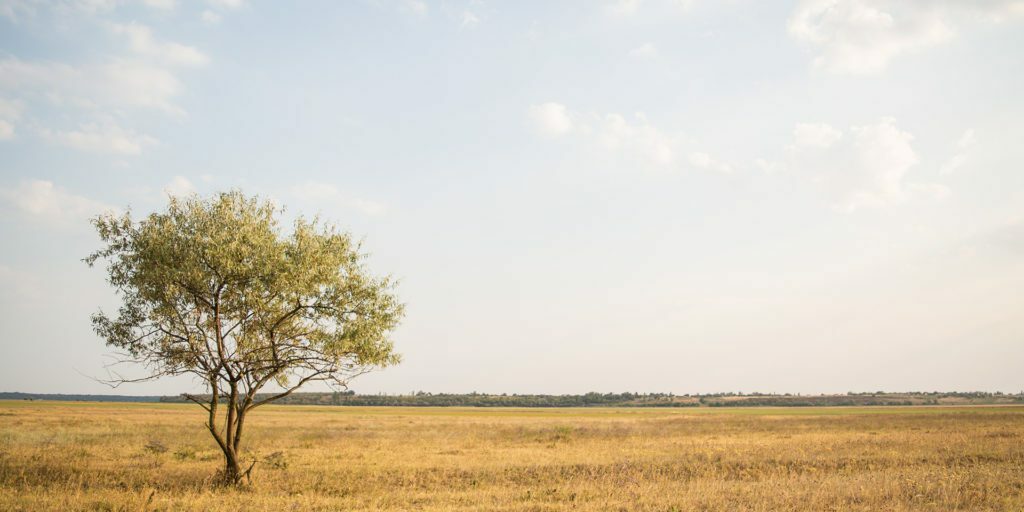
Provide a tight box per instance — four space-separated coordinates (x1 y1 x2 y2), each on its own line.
1 0 1023 395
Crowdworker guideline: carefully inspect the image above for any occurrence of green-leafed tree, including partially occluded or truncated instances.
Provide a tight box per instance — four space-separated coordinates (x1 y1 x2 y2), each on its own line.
86 191 403 484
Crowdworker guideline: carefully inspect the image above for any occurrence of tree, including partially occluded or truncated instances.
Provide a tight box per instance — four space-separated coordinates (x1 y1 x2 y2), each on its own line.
86 191 404 484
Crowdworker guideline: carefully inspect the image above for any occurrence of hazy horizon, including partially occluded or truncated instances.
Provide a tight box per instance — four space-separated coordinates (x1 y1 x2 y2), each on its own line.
2 0 1023 397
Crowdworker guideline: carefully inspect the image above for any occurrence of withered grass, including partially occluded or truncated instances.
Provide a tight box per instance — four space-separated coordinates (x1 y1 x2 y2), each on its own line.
1 401 1022 511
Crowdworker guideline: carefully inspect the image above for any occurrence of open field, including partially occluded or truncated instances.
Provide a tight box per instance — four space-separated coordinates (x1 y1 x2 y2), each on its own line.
1 402 1023 511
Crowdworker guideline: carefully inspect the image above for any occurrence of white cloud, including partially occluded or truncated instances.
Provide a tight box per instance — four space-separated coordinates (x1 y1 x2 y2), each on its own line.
45 123 158 155
909 182 951 201
142 0 175 9
2 0 190 20
162 175 195 197
0 6 210 153
0 96 22 117
290 182 388 216
669 0 695 11
207 0 244 9
0 180 115 224
606 0 696 17
598 112 677 166
462 10 481 27
0 120 13 140
0 97 19 139
0 0 34 21
400 0 427 17
0 57 186 115
350 198 388 216
110 22 209 67
606 0 642 17
788 0 1024 74
529 103 730 173
461 10 480 28
940 128 976 175
788 0 952 74
768 117 946 212
629 42 659 59
829 118 920 211
956 128 976 149
200 9 221 23
687 151 732 174
792 122 842 148
527 102 574 139
199 0 248 23
754 158 784 175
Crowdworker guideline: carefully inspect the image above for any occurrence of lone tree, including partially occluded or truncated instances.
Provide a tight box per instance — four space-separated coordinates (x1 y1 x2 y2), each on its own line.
86 191 403 484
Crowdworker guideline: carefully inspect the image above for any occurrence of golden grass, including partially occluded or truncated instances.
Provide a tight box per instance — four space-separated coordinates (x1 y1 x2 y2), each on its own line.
1 401 1023 511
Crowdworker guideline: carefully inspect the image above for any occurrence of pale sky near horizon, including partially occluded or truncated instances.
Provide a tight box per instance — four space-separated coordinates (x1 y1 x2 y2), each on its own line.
1 0 1023 396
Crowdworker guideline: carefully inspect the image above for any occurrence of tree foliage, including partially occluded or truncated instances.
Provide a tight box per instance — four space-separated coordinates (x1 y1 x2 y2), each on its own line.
86 191 403 483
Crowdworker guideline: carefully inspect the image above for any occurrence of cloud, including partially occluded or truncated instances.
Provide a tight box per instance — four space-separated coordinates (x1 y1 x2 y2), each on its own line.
823 118 920 210
527 102 574 138
606 0 642 16
629 42 659 59
207 0 244 9
290 182 387 216
141 0 175 9
195 0 247 24
792 122 843 148
201 0 245 23
400 0 427 17
0 57 186 115
788 0 1024 74
597 112 678 166
162 175 195 197
762 117 946 212
460 10 480 28
200 9 221 23
940 128 976 175
0 51 197 154
349 198 387 216
2 0 189 21
669 0 695 11
0 97 19 139
687 152 732 174
44 123 158 155
975 217 1024 256
0 180 116 224
0 4 212 155
606 0 696 17
110 22 209 67
754 158 784 175
0 0 34 21
529 102 731 173
908 182 950 201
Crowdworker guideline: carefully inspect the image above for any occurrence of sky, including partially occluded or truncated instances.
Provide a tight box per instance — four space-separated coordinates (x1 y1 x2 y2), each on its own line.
1 0 1023 396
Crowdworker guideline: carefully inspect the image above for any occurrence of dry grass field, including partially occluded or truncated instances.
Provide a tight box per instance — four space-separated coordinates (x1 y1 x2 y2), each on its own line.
1 401 1023 511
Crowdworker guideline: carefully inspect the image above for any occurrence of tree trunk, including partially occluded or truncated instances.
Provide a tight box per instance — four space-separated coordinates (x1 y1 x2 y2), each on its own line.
223 446 241 484
207 385 248 485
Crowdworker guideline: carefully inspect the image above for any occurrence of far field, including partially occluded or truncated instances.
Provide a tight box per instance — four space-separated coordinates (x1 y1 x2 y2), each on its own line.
1 401 1022 511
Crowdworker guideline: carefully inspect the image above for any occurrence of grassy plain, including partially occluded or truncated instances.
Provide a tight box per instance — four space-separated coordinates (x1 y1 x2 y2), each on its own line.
1 401 1023 511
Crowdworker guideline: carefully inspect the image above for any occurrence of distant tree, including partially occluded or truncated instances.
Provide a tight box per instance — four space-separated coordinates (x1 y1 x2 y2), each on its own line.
86 191 403 484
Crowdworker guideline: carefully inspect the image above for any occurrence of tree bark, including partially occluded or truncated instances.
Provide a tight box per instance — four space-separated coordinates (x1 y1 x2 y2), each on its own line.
223 445 241 484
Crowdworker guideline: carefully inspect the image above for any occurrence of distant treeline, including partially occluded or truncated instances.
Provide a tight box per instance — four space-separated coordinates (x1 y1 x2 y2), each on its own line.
0 392 161 402
6 390 1022 407
158 391 698 408
156 390 1024 408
